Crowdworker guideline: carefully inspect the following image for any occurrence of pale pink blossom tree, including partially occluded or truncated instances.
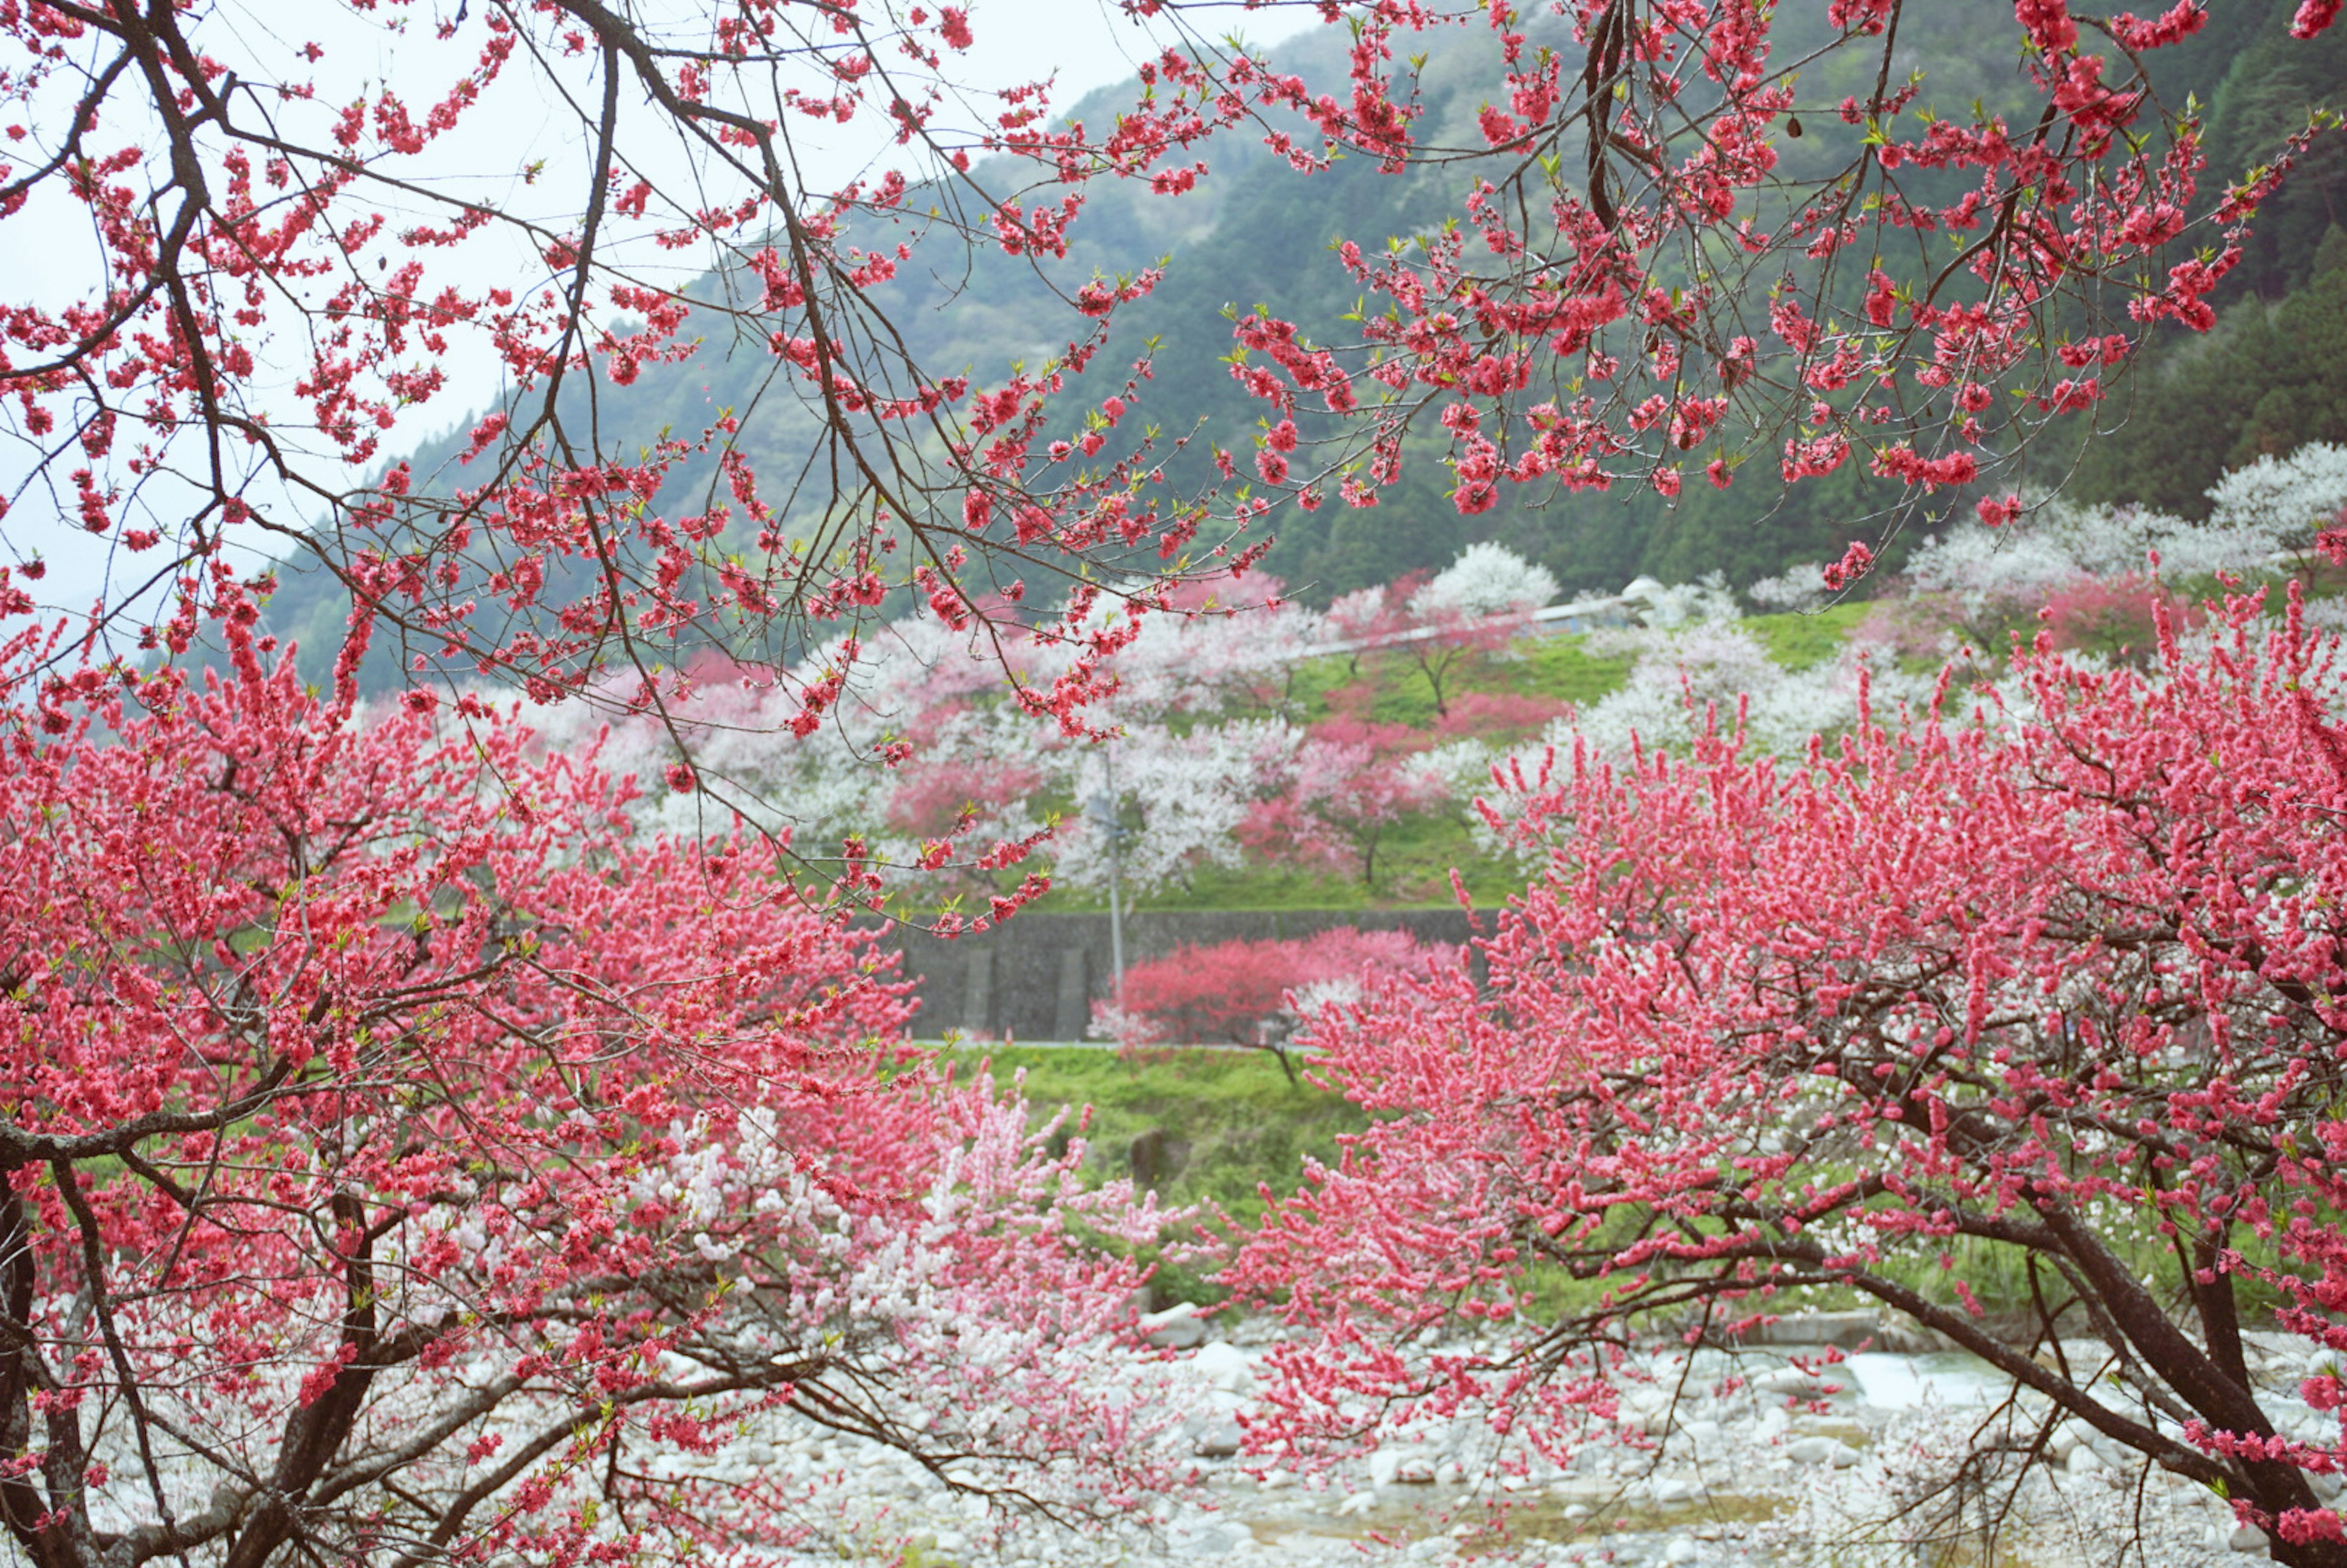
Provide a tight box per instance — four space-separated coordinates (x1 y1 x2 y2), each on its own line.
1239 718 1451 890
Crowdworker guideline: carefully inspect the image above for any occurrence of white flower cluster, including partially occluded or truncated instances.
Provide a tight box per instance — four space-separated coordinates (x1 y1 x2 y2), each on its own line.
1623 570 1740 629
535 455 2347 898
1746 560 1831 612
1053 718 1300 893
1408 540 1561 618
537 551 1553 895
1898 444 2347 620
2206 440 2347 542
1902 494 2281 614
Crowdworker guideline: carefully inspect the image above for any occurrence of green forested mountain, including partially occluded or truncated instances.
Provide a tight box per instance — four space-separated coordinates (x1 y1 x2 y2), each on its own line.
262 0 2345 678
2064 0 2347 516
2068 230 2347 516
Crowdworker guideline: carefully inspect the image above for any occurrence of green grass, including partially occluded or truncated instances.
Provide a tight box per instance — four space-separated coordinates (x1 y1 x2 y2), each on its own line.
952 1043 2320 1339
1743 602 1875 671
963 1043 1368 1304
1357 635 1640 726
1258 631 1639 732
1502 633 1640 705
1046 804 1516 913
1271 654 1354 725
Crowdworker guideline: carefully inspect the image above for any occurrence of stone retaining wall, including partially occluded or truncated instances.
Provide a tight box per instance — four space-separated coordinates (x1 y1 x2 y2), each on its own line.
868 908 1478 1041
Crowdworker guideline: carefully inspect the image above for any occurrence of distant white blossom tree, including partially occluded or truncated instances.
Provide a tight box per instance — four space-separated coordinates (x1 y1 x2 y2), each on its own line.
1901 443 2346 618
1744 561 1831 612
2206 441 2347 546
1407 543 1560 620
1622 570 1741 629
1052 718 1304 895
1904 497 2279 615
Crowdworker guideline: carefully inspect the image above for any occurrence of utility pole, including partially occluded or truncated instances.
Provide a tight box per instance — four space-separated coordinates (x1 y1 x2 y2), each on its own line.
1084 744 1128 1021
1104 738 1125 1011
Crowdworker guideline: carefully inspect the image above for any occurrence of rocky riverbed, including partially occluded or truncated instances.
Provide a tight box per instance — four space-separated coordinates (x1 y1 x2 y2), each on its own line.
747 1308 2335 1567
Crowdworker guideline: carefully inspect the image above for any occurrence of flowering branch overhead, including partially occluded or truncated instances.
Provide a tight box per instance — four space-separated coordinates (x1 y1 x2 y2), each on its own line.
5 0 2332 757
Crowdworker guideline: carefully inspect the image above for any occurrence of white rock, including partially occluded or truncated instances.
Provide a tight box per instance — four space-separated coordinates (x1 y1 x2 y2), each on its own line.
1142 1302 1211 1349
1335 1490 1380 1517
1663 1537 1700 1564
2066 1444 2107 1476
1785 1435 1858 1467
1754 1367 1826 1398
2230 1522 2272 1555
1176 1522 1248 1556
1434 1460 1463 1486
1192 1342 1257 1393
1192 1416 1244 1459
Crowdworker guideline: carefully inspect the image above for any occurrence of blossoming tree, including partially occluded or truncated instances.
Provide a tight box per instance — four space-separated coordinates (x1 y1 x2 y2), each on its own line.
4 0 2347 1560
1101 927 1455 1082
0 592 1184 1566
1237 717 1449 890
1233 592 2347 1565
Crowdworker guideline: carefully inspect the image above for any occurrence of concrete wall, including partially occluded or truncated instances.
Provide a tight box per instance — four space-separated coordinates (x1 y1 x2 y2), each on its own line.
869 908 1478 1041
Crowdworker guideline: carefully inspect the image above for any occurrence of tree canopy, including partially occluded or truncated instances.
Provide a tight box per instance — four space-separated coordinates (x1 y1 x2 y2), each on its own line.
1235 588 2347 1566
4 1 2346 1563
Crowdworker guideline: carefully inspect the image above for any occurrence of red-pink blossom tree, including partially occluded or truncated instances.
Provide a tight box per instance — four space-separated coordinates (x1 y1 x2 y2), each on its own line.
1233 593 2347 1567
2038 570 2207 663
0 593 1184 1566
1100 927 1453 1082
